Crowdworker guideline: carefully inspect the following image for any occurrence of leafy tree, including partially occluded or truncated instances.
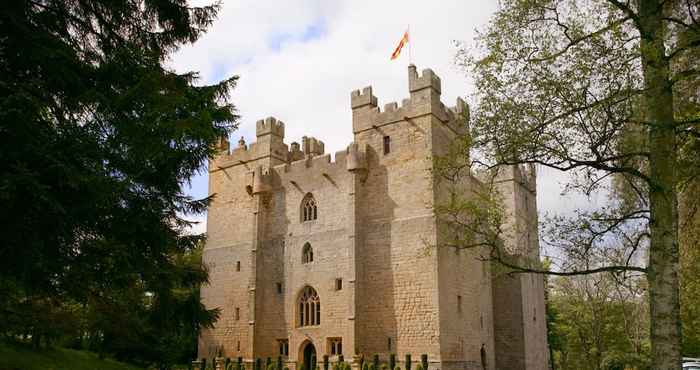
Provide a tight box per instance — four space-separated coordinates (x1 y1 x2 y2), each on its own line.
547 272 650 370
0 0 235 366
440 0 699 368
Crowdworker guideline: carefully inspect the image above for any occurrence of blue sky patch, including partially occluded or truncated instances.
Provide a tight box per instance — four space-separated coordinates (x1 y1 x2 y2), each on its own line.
267 19 326 52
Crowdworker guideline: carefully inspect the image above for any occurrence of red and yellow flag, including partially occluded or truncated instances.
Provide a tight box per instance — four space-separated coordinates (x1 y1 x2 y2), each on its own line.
390 30 409 60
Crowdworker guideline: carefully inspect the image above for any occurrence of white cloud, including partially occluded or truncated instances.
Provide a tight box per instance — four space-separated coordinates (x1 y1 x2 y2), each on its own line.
173 0 592 235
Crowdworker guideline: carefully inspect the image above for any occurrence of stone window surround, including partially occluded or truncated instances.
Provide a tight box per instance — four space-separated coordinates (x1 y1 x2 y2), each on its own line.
301 193 318 222
298 285 320 327
302 242 314 264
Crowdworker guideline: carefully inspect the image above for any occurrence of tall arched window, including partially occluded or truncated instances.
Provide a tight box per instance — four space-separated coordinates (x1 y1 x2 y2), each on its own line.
298 286 320 326
301 193 317 222
302 242 313 264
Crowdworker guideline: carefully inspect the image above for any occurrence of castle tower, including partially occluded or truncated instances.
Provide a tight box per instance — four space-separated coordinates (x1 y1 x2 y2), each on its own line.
198 66 548 370
491 165 549 370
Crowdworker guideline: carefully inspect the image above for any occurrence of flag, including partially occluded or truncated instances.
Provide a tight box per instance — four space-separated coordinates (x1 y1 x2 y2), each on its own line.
390 30 409 60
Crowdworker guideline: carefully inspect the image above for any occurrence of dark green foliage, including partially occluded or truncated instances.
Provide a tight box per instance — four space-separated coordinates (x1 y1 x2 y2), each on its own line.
0 0 237 368
389 354 395 370
267 362 276 370
368 364 376 370
414 365 423 370
338 355 344 363
266 357 272 370
323 355 329 370
256 358 262 370
420 355 427 370
311 354 316 370
380 364 389 370
373 354 379 370
277 356 283 370
201 358 207 370
404 354 411 370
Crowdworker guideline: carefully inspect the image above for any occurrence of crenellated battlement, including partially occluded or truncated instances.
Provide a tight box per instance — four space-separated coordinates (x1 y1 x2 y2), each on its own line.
351 65 468 135
492 164 537 194
408 65 441 94
272 142 367 178
301 136 325 156
350 86 378 109
212 66 471 173
256 116 285 138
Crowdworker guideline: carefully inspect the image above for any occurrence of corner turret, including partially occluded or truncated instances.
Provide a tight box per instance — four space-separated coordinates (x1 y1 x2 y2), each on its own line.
351 86 378 110
302 136 325 157
256 117 285 138
408 64 441 96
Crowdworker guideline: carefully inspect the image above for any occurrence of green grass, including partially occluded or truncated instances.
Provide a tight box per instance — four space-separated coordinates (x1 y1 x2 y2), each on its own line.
0 342 145 370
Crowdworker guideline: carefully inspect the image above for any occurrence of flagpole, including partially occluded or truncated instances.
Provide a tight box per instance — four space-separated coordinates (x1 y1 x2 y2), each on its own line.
408 24 412 65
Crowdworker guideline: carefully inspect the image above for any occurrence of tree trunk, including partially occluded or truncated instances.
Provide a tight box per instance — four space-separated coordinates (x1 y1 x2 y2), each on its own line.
639 0 682 369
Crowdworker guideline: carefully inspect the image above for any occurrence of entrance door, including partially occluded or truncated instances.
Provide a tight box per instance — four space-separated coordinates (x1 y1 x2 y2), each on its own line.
303 342 316 370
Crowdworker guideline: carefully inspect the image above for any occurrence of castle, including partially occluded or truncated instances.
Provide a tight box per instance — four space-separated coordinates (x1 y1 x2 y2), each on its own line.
198 65 549 370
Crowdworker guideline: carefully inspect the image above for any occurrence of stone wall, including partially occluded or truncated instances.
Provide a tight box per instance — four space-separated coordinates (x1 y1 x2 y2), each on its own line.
199 65 549 370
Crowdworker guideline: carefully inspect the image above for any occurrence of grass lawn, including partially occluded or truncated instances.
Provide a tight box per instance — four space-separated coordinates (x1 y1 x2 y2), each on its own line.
0 342 145 370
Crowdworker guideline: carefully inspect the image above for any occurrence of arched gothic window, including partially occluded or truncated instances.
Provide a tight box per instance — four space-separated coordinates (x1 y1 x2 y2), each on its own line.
298 286 320 326
301 193 317 222
302 243 313 264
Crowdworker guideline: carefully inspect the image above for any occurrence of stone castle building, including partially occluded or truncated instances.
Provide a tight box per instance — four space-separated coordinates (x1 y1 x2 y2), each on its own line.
199 65 549 370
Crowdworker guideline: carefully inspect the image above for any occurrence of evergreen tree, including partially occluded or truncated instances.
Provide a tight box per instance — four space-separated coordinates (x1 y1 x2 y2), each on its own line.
0 0 236 367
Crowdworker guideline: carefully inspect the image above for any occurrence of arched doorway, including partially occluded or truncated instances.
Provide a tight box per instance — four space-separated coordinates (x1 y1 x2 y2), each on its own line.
302 341 316 370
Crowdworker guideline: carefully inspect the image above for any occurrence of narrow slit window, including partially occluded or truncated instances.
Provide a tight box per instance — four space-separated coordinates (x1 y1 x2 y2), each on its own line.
278 339 289 356
457 295 462 313
235 307 240 320
236 261 241 271
383 136 391 155
335 278 343 291
328 338 342 355
302 242 314 264
277 282 283 294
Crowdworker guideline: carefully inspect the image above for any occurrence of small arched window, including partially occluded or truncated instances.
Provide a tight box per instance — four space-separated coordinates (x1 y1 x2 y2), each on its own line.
298 286 320 326
302 243 313 264
301 193 317 222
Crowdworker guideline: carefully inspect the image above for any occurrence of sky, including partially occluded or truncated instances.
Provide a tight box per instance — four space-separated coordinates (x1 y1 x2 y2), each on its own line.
170 0 598 235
